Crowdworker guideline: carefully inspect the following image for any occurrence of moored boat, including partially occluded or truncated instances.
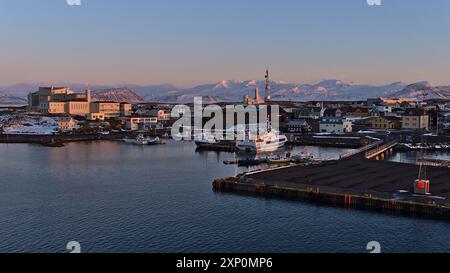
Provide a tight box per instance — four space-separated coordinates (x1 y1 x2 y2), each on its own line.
236 131 287 153
123 134 148 145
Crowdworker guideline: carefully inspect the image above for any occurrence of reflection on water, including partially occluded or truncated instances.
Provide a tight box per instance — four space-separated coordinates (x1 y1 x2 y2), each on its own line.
389 151 450 165
0 141 449 253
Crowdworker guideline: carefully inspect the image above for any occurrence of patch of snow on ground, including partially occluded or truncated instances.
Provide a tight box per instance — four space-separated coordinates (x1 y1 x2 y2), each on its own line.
2 115 59 135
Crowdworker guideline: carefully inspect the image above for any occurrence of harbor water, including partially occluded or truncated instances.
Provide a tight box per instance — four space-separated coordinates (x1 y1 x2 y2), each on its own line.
0 141 449 253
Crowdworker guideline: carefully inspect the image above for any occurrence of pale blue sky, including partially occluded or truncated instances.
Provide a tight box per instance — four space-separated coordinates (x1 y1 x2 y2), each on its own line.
1 0 449 86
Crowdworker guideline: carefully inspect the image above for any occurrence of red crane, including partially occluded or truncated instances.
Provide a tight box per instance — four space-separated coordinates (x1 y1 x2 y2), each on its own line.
414 91 430 195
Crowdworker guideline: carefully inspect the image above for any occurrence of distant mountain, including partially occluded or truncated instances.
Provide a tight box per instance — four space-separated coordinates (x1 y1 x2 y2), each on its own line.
0 91 27 106
2 80 450 103
389 82 450 99
133 80 408 103
92 87 145 104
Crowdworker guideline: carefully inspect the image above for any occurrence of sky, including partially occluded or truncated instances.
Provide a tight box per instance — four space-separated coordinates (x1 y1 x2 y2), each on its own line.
1 0 450 87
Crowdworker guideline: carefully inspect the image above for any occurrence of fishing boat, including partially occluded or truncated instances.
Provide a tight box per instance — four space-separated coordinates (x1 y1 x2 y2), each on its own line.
123 134 148 145
237 159 261 167
147 137 162 145
195 133 218 146
41 139 65 148
291 151 315 163
236 131 287 153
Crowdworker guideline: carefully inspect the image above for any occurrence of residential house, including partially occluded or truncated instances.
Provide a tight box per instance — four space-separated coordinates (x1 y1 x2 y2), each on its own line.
126 116 162 131
293 107 324 120
372 116 401 129
323 108 342 117
287 119 311 133
57 118 79 133
86 113 106 121
148 109 171 121
346 107 369 118
401 109 429 130
319 117 352 134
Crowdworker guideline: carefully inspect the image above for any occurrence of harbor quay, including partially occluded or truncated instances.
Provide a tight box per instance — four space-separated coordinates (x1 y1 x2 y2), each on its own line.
213 143 450 220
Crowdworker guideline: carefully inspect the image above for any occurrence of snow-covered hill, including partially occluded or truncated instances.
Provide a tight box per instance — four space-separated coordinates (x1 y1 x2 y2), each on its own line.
389 82 450 100
0 91 28 106
92 88 145 103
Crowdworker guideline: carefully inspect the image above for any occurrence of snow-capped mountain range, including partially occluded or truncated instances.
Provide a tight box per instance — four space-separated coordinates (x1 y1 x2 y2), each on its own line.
0 91 28 106
1 80 450 104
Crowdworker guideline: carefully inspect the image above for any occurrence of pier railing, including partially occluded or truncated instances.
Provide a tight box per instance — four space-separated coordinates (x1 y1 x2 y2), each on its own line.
365 140 398 159
340 140 384 160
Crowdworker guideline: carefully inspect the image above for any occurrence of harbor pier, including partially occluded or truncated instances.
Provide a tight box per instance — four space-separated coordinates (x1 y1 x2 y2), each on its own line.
213 143 450 220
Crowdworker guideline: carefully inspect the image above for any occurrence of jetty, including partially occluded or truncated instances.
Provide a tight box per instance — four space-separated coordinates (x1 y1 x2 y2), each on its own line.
213 140 450 220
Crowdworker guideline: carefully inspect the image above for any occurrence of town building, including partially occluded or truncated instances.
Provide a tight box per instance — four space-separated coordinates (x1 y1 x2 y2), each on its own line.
345 107 369 118
28 87 133 120
244 88 265 105
120 103 133 117
319 117 352 134
148 109 171 121
323 108 342 117
57 117 79 133
90 102 121 118
401 109 430 130
371 116 402 129
286 119 311 133
28 87 91 114
126 116 162 131
293 107 324 120
86 113 106 121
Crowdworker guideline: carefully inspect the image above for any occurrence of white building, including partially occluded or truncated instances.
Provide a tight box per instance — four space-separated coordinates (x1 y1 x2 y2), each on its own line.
57 117 79 133
319 117 352 134
126 116 161 131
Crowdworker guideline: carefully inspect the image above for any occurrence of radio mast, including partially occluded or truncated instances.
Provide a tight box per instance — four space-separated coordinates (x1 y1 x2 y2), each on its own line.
265 69 271 101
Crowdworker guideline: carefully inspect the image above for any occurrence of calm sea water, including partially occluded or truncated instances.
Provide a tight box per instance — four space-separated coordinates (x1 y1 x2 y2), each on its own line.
0 141 449 253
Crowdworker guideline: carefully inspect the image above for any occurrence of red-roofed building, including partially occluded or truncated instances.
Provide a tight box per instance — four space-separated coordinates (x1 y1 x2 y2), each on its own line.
346 107 369 117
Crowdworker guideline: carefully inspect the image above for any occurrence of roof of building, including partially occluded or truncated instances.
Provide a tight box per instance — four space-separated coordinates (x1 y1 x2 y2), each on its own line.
403 108 427 116
92 101 120 104
39 86 68 90
379 116 402 121
288 119 308 126
323 108 340 116
346 107 369 113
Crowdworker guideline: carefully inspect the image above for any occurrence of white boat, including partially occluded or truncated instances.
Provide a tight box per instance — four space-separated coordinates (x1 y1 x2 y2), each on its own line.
236 131 287 153
147 137 161 145
123 134 148 145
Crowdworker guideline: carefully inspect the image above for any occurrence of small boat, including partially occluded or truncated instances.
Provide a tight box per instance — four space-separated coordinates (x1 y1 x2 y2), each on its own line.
237 159 261 167
147 137 162 145
123 134 148 145
291 150 315 163
195 133 218 146
266 158 291 165
223 159 239 165
41 139 65 147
